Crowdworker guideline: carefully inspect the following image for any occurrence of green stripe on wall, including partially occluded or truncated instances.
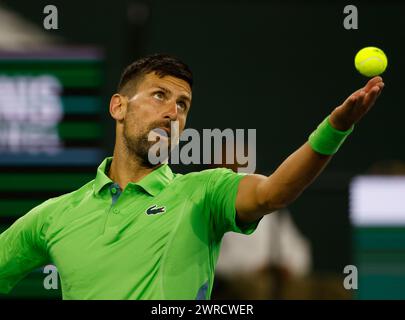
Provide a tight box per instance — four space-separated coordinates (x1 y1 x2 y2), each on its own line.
356 252 405 266
357 275 405 300
58 122 102 139
0 173 94 192
0 199 44 217
354 227 405 250
62 96 103 114
354 226 405 299
0 61 102 87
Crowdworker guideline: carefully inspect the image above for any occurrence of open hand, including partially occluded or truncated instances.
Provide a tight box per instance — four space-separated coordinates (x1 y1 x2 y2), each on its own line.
329 76 385 131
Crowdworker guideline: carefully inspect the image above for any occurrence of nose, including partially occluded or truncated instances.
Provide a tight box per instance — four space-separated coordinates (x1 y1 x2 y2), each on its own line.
164 100 178 121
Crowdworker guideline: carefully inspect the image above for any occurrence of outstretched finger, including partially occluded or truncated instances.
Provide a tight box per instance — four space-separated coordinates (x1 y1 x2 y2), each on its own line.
363 85 382 108
354 90 366 109
363 76 383 93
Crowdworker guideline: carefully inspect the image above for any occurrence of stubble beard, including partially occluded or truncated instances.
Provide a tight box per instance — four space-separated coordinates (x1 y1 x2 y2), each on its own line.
122 121 172 168
123 122 156 168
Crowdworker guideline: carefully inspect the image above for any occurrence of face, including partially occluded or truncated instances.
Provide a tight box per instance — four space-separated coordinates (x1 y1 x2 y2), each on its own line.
110 72 192 166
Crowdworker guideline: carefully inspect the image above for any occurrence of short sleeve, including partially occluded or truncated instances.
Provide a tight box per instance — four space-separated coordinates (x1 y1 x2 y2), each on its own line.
206 168 261 239
0 201 51 294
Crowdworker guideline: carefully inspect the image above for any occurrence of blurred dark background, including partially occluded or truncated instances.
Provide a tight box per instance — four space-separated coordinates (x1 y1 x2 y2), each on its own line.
1 0 404 299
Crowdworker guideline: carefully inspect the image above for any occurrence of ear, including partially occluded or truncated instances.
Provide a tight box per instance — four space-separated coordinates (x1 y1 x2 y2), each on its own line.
109 94 126 121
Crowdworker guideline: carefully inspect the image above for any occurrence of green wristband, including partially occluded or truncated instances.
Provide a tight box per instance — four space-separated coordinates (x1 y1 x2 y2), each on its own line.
308 116 354 155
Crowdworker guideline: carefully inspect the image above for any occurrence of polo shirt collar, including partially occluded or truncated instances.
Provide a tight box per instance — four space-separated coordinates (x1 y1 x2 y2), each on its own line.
93 157 174 197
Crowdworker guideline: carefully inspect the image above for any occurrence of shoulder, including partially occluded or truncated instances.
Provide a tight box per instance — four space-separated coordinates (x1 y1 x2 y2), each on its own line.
26 179 96 220
172 168 233 183
173 168 245 191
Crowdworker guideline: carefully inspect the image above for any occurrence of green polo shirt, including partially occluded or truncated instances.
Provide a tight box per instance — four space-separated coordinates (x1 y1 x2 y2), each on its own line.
0 157 260 299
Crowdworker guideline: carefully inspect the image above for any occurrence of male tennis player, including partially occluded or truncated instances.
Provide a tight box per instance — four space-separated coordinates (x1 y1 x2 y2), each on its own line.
0 54 384 299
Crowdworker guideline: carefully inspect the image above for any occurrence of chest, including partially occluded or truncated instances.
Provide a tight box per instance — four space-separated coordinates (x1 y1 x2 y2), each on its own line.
46 191 209 285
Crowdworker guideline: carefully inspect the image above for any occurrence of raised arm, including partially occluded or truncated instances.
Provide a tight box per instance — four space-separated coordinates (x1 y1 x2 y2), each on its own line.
236 76 384 223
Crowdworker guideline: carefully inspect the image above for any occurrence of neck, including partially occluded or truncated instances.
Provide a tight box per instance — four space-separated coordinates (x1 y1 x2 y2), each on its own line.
108 144 159 190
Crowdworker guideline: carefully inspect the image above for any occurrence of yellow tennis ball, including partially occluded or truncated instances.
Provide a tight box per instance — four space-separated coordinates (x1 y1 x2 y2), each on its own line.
354 47 388 77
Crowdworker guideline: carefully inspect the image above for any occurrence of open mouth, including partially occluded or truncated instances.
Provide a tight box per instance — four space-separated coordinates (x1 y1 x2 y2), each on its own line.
160 127 171 137
151 128 170 140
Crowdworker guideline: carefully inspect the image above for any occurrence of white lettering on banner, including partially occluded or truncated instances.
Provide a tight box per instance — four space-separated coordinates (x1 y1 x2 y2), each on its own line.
0 75 63 154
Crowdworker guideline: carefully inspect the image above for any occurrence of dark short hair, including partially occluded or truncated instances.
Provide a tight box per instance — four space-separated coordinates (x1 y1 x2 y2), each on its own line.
117 53 193 95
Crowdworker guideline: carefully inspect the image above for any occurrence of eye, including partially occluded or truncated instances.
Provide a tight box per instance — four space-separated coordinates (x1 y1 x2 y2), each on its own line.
176 101 187 111
153 91 165 101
